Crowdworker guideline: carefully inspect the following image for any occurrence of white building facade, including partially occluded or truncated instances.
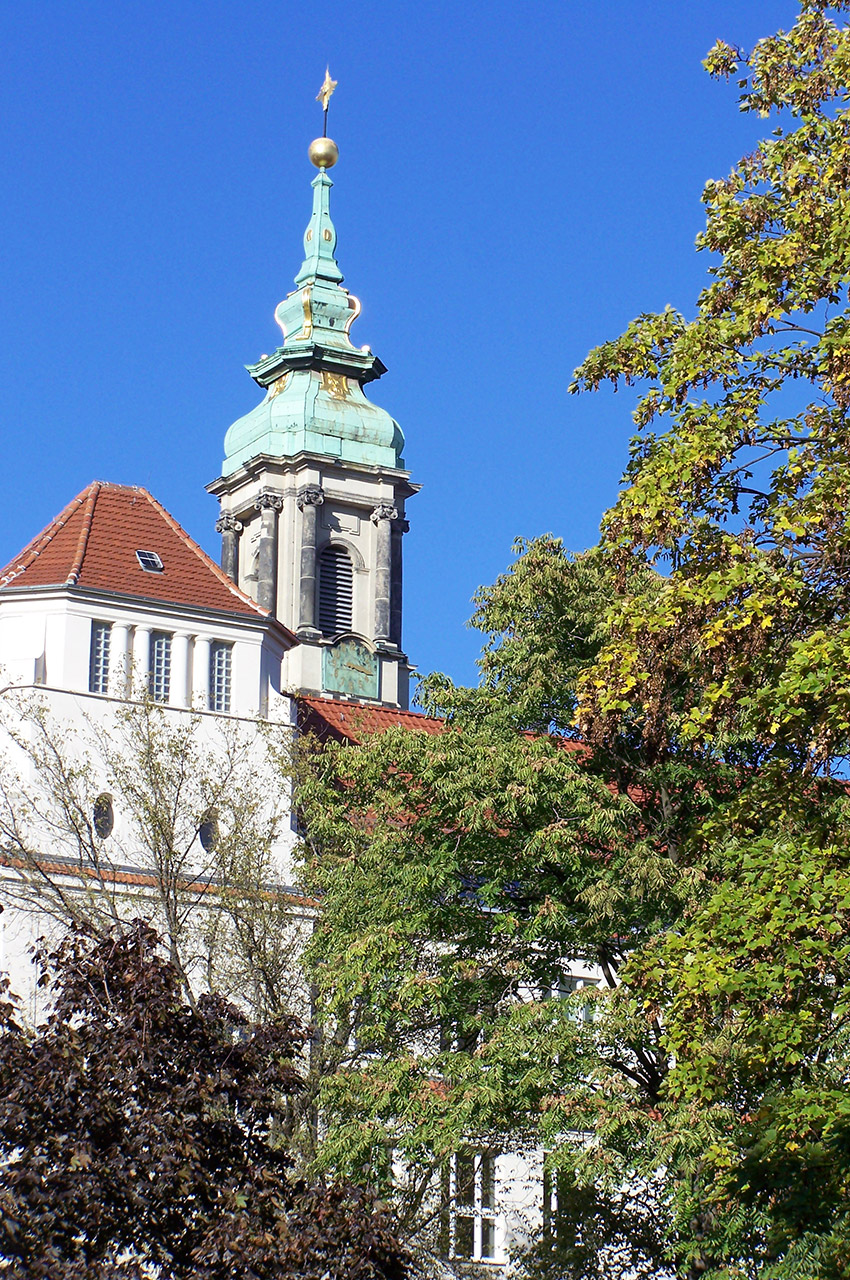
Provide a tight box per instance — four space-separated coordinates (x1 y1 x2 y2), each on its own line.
0 480 301 1019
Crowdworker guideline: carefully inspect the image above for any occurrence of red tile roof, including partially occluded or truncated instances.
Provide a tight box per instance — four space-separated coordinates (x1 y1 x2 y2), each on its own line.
0 481 295 639
298 695 445 743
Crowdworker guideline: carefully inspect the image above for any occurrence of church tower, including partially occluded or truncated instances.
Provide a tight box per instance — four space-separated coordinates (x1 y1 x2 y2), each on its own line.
207 99 418 709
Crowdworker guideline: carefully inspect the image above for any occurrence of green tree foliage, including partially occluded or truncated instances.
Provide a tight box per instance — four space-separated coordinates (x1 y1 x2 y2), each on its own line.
567 1 850 1273
630 837 850 1278
296 545 727 1278
572 0 850 770
0 921 408 1280
297 4 850 1276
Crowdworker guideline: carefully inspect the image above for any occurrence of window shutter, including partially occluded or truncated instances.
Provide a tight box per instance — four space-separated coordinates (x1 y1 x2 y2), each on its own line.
318 545 353 635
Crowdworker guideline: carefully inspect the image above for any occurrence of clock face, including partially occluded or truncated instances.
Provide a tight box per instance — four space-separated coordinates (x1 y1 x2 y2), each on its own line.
322 637 379 699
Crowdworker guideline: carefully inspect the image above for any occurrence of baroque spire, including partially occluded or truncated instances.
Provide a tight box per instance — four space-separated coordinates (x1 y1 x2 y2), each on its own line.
219 75 405 479
294 79 342 287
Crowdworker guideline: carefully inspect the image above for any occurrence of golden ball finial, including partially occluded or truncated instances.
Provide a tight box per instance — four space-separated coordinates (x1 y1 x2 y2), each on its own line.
308 136 339 169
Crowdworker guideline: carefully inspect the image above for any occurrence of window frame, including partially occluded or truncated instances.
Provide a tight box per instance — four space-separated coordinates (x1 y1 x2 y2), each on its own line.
544 973 600 1023
444 1149 498 1263
135 549 164 573
88 621 112 695
149 631 172 703
209 640 233 714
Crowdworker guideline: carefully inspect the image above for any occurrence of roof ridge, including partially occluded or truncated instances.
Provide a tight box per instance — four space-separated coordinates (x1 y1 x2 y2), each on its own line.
0 482 96 587
138 489 274 622
66 481 101 586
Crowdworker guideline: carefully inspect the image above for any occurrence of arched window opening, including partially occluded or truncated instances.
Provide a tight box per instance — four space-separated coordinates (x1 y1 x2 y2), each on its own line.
318 545 353 636
199 809 219 853
93 793 114 840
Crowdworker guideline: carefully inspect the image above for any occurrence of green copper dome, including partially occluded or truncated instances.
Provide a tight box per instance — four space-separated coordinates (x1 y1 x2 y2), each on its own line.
222 164 405 477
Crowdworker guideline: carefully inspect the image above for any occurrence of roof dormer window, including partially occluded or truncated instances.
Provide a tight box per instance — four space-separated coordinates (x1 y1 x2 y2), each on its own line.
136 550 163 573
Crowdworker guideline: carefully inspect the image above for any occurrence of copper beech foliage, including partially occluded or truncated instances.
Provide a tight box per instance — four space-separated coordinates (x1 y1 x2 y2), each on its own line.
0 922 409 1280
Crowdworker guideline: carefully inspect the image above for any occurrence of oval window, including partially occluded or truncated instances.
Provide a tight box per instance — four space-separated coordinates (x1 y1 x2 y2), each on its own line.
93 793 114 840
199 810 219 853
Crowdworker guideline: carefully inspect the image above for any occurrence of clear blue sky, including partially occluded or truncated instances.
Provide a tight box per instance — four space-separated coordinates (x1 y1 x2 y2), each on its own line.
0 0 800 691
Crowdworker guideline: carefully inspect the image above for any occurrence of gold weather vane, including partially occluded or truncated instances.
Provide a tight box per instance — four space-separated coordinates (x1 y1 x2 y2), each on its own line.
316 67 338 136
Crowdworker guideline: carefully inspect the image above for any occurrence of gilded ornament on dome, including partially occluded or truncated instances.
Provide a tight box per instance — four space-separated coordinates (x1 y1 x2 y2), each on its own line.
322 371 349 399
268 374 289 400
300 288 313 340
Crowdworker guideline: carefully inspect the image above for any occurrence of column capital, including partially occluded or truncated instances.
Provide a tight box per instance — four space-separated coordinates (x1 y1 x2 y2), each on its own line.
215 512 243 534
255 491 284 512
371 501 398 524
296 484 325 511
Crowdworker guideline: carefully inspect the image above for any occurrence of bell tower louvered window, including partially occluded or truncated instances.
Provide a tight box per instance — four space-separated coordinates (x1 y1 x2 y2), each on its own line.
318 544 353 636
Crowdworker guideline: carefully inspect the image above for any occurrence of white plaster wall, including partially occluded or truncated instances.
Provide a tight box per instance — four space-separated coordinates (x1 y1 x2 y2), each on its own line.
0 676 300 1015
0 609 46 685
497 1148 545 1266
0 591 288 719
284 638 323 695
50 607 92 691
0 898 64 1025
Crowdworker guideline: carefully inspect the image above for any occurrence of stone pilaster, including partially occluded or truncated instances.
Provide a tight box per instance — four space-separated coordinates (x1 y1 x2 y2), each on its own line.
215 512 243 584
296 485 324 635
171 632 192 708
108 623 132 699
132 625 152 698
253 492 284 614
371 501 398 643
192 635 212 708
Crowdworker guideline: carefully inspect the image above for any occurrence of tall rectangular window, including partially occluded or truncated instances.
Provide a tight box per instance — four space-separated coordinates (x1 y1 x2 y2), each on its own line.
149 632 171 703
89 622 111 695
209 641 232 714
444 1150 498 1262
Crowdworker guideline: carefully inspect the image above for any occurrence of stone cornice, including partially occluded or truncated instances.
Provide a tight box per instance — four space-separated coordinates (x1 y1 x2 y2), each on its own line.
0 583 297 648
207 451 419 500
246 342 387 389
